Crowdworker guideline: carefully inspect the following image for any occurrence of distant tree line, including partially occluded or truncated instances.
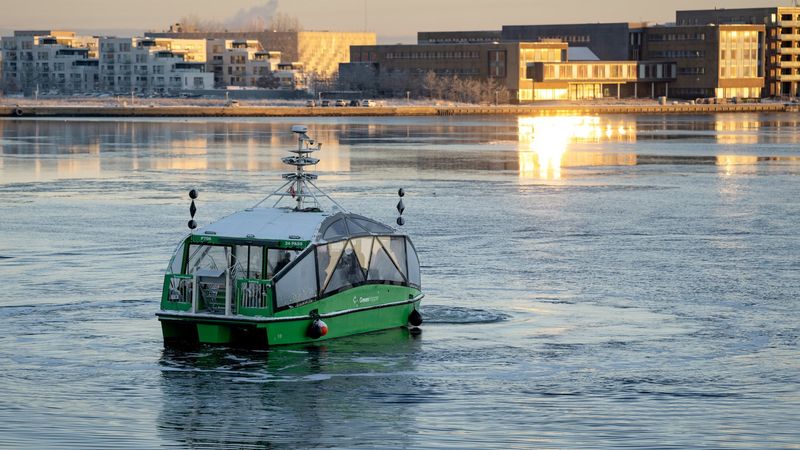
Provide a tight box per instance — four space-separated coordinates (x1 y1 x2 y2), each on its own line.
338 69 511 104
174 12 302 33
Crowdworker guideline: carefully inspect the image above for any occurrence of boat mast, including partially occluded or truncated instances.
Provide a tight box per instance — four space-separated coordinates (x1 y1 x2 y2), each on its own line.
251 125 347 212
284 125 321 211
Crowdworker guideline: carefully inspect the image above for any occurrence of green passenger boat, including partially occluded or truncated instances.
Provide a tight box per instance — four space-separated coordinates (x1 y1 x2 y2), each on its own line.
157 125 423 347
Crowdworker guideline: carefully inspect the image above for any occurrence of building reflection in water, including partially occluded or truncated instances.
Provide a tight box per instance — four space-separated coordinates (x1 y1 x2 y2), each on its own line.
3 115 800 184
517 116 636 180
714 116 760 145
0 120 350 183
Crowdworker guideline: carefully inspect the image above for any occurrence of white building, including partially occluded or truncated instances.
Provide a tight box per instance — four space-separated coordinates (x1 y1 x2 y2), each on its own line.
1 31 99 94
207 39 280 88
274 62 308 90
99 37 212 93
1 31 298 95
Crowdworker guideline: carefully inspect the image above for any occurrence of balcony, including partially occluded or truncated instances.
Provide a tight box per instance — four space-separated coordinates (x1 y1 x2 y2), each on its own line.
778 60 800 68
779 21 800 27
778 74 800 81
779 34 800 41
779 47 800 54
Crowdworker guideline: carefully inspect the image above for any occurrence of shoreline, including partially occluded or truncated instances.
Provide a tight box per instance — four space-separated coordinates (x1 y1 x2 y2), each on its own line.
1 102 797 118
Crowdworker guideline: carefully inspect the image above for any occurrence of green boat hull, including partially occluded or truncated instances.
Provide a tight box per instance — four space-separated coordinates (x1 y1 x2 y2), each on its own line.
158 284 422 347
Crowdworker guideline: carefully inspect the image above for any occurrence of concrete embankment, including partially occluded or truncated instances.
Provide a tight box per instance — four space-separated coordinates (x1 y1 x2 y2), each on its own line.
1 103 797 118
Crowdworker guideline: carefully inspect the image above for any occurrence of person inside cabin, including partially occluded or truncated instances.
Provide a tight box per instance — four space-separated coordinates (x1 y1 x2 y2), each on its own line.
273 251 292 274
340 247 361 284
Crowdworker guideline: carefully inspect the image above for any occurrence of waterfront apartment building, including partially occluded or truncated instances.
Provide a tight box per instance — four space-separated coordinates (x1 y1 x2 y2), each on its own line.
207 39 280 88
642 24 765 99
146 31 376 80
345 41 568 102
1 31 99 94
98 37 213 93
676 7 800 96
501 23 648 61
527 60 677 100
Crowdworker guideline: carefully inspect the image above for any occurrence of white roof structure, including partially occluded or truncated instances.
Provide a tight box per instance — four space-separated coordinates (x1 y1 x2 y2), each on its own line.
193 208 399 243
195 207 329 242
567 47 600 61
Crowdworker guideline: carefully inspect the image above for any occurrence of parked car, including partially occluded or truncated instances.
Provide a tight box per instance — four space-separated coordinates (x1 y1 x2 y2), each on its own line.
321 100 331 107
361 99 377 107
306 100 316 107
349 99 360 107
334 99 347 107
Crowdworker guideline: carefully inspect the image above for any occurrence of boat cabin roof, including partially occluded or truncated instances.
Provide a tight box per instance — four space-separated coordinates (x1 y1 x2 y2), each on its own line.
192 207 398 245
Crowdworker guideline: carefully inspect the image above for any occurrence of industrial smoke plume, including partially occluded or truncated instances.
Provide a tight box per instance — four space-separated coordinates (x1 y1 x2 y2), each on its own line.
177 0 301 32
226 0 279 30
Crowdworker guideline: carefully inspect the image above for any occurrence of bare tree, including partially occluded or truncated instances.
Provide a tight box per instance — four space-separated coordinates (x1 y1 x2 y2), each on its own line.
422 71 438 99
256 72 280 89
268 13 303 32
338 63 378 96
240 16 267 32
177 15 226 32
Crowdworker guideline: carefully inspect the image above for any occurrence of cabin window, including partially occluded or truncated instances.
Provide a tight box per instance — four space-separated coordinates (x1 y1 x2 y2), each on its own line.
351 237 373 273
186 244 230 274
324 240 367 294
406 239 421 287
322 219 349 241
274 249 318 308
345 219 371 235
267 249 299 278
167 241 185 274
379 236 407 279
233 245 264 280
317 241 345 291
351 217 393 234
367 238 406 284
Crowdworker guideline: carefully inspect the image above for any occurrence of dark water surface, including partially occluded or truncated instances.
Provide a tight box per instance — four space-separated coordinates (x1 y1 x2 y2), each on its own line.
0 114 798 449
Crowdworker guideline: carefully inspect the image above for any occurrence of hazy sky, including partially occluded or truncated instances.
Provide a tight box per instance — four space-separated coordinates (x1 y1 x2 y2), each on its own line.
0 0 791 42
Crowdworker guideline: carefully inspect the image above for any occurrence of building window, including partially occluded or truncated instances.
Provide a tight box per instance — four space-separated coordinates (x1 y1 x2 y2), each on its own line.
488 50 506 78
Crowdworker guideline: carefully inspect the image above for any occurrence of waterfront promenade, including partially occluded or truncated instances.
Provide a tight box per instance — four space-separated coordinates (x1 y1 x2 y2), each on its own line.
1 101 795 117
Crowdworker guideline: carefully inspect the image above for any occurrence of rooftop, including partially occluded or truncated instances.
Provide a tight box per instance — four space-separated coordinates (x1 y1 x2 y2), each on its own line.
194 208 397 244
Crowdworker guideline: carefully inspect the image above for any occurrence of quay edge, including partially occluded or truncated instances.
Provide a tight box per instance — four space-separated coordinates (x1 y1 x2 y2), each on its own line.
1 103 797 118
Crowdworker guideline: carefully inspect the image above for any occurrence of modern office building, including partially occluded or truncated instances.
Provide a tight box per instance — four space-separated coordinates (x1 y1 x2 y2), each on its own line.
642 24 765 99
207 39 280 88
501 22 648 60
527 60 677 100
417 31 503 44
1 30 99 94
345 41 567 102
146 30 376 80
677 6 800 96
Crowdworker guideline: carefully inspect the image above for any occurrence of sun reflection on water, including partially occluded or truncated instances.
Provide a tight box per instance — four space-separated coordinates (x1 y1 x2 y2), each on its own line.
517 116 636 180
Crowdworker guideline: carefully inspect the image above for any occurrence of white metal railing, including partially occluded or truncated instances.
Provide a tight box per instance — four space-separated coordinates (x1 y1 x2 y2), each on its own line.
237 279 271 310
168 275 193 304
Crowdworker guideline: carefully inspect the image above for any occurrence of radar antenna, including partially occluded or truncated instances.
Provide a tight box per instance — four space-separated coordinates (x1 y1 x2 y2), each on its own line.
252 125 346 212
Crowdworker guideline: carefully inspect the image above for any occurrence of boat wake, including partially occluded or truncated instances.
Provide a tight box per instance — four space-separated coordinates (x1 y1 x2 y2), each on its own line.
422 305 509 324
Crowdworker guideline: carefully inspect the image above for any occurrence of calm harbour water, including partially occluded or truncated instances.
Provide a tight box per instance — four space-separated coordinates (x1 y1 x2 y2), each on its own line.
0 113 798 449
